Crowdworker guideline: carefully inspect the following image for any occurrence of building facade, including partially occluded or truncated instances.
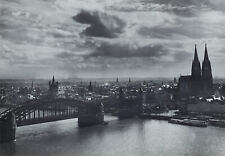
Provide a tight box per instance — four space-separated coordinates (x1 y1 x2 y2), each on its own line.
187 100 225 114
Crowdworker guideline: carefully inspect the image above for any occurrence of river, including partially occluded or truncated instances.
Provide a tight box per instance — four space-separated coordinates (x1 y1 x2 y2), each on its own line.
1 116 225 156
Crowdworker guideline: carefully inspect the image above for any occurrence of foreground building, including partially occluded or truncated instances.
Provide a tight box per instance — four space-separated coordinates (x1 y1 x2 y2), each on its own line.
178 44 213 98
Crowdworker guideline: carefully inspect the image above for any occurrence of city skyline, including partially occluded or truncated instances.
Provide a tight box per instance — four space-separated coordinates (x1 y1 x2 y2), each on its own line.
1 0 225 79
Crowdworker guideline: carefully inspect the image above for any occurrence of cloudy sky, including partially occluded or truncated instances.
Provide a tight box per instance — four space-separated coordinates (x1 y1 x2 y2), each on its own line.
1 0 225 79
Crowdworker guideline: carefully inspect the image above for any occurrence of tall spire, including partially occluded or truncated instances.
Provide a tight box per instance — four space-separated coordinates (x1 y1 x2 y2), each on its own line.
194 44 199 61
202 43 213 95
52 75 55 83
88 81 93 92
191 44 201 79
204 43 209 61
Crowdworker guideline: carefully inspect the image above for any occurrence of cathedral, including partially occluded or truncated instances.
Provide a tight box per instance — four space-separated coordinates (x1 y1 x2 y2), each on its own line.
178 44 213 98
49 75 59 94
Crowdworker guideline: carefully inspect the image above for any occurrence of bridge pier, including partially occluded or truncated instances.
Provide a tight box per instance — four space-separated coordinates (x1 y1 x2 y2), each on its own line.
0 112 16 143
78 102 104 127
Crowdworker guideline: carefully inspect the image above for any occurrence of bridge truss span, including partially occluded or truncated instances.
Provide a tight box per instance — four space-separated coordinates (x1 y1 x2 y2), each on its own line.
0 98 84 127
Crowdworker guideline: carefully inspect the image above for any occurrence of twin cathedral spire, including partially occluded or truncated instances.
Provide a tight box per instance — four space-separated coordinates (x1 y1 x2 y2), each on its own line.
191 44 213 95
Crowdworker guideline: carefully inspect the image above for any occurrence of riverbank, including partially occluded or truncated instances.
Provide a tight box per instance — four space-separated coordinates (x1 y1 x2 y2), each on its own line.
139 111 225 128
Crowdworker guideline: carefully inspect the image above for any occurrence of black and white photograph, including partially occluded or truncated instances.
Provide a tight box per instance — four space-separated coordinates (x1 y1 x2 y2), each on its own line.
1 0 225 156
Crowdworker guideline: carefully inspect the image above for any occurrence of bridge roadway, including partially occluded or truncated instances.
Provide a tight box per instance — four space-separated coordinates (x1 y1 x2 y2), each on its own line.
0 98 104 143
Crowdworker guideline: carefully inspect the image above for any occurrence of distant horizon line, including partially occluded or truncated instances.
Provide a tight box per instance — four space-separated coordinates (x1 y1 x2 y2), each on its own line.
0 76 225 81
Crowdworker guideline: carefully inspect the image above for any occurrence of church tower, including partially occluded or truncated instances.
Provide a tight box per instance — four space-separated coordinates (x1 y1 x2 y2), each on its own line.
191 44 201 95
191 44 201 79
49 75 59 94
178 44 213 98
202 44 213 95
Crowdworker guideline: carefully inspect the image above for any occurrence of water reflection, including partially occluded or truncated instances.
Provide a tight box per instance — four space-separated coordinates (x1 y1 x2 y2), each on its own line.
1 141 16 156
1 116 225 156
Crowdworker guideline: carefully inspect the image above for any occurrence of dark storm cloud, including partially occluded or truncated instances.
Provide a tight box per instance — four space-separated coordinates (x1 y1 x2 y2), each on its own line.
2 0 225 78
73 10 125 38
87 42 168 58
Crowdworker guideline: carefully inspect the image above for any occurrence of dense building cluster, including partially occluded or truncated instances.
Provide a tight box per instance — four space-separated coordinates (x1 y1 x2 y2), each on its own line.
1 44 225 116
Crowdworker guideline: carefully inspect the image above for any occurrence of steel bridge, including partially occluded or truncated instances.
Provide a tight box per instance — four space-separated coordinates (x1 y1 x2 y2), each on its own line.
0 98 106 142
0 98 85 127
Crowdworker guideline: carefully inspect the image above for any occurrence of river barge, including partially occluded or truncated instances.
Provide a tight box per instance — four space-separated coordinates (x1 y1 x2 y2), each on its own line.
168 118 207 127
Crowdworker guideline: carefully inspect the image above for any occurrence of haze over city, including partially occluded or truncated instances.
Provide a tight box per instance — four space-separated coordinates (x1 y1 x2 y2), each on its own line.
1 0 225 79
